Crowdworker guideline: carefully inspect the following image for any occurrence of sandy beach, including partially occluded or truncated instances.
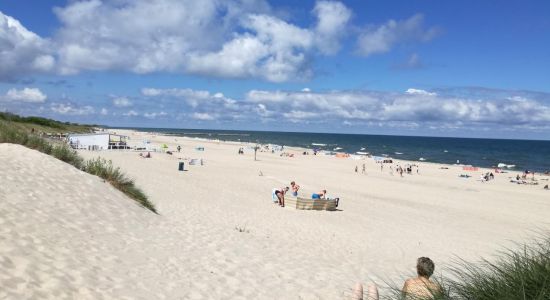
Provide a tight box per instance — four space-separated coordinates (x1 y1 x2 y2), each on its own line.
2 129 550 299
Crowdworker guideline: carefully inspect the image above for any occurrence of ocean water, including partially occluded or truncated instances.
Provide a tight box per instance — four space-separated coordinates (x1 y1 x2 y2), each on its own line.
129 128 550 172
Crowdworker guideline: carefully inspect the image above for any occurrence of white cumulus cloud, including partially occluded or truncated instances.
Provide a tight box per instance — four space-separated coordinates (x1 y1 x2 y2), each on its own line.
0 1 359 83
0 12 55 80
112 97 132 107
51 0 320 82
357 14 440 57
192 112 217 120
313 1 352 55
245 88 550 128
123 110 139 117
143 111 168 119
405 88 436 96
1 87 47 103
50 103 94 115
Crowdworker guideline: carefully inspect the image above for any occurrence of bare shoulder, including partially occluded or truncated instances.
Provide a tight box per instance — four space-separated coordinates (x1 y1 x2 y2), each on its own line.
402 278 414 290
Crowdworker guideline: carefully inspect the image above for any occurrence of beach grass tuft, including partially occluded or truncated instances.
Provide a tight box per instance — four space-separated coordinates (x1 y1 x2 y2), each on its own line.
83 158 157 213
51 144 84 169
444 236 550 300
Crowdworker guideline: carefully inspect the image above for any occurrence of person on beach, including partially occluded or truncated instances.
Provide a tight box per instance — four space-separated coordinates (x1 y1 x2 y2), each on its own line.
362 163 366 174
402 257 441 299
351 257 441 300
312 190 326 200
177 145 181 152
273 187 289 207
290 181 300 196
355 166 358 173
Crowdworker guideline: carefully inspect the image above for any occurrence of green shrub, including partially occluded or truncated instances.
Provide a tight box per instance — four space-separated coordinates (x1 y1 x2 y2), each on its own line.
83 158 157 213
51 145 83 169
445 237 550 300
0 121 51 153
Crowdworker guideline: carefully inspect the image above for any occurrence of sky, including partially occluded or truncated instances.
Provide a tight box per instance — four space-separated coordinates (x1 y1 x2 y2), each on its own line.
0 0 549 139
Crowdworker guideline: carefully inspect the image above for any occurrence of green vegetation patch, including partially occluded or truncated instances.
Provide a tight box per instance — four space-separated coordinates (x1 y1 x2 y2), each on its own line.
0 115 156 213
84 158 157 213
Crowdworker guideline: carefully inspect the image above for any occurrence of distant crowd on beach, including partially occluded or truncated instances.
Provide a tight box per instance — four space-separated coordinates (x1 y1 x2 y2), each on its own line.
510 169 550 187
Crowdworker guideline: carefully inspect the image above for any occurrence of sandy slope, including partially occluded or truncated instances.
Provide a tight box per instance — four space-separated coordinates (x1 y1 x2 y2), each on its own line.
2 133 550 299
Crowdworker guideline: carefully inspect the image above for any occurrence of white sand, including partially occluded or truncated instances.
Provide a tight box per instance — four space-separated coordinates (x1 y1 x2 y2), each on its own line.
1 132 550 299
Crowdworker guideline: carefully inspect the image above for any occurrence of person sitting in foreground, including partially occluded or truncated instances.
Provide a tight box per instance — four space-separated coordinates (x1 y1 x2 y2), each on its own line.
402 257 441 299
290 181 300 196
351 257 440 300
311 190 326 200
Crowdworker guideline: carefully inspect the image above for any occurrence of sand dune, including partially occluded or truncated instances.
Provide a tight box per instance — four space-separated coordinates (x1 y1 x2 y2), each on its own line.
2 134 550 299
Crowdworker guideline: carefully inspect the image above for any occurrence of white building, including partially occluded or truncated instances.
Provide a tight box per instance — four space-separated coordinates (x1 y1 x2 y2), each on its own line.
67 133 128 150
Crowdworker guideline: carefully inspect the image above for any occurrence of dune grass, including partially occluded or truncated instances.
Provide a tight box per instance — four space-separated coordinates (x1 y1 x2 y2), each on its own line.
84 158 157 213
382 236 550 299
0 111 94 133
445 237 550 300
1 118 156 213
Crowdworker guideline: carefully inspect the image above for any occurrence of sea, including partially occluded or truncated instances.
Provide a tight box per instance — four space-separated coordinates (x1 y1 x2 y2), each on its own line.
128 128 550 172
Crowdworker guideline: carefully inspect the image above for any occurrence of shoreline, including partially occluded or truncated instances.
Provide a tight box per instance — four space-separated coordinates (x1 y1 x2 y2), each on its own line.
109 128 547 176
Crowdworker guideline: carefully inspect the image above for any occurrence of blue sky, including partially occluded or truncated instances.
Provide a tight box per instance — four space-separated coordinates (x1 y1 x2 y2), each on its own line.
0 0 549 139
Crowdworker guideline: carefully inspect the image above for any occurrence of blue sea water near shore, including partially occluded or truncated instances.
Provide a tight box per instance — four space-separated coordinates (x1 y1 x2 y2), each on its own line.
127 128 550 172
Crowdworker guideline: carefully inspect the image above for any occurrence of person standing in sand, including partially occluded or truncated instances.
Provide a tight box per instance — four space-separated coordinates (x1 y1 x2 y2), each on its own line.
290 181 300 197
402 257 441 299
362 163 366 174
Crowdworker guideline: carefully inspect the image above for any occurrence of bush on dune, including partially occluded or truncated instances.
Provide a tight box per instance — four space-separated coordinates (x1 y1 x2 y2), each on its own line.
83 158 157 213
51 144 83 169
1 121 52 153
1 121 82 168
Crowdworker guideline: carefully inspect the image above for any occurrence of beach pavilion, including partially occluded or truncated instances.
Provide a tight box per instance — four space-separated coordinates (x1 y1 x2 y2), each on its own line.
67 133 129 150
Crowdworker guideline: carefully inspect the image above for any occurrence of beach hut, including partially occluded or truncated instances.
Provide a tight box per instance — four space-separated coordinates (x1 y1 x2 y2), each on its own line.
67 133 128 150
